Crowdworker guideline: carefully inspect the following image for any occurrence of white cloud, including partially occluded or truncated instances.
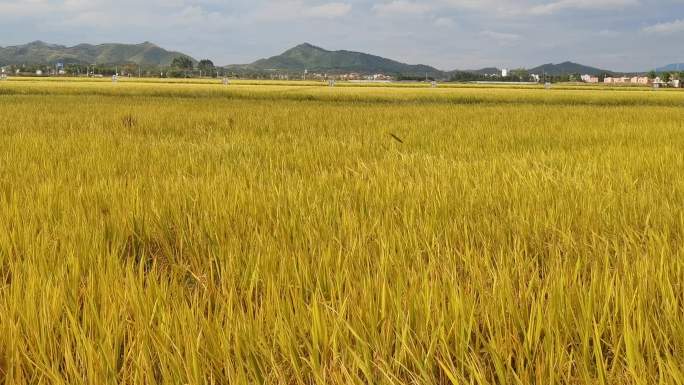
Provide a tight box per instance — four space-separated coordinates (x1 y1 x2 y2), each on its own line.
372 1 433 15
530 0 639 15
643 19 684 34
481 30 521 42
252 1 352 21
434 0 639 17
48 3 235 31
434 17 455 28
303 2 352 18
597 29 620 37
436 0 529 17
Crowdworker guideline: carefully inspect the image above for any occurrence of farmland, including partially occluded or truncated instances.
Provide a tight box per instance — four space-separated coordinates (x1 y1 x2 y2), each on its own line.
1 78 684 384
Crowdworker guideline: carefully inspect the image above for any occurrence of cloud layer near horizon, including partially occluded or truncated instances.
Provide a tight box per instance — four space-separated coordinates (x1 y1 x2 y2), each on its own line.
0 0 682 71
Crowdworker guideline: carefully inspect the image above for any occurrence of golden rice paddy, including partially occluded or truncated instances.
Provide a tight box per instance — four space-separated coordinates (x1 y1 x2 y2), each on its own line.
1 78 683 384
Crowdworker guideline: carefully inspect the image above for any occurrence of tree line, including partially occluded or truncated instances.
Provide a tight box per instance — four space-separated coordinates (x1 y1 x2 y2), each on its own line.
1 55 225 78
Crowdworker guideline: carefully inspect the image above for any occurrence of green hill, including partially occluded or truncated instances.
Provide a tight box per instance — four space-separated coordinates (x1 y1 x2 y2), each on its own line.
528 61 613 76
227 43 444 77
0 41 195 66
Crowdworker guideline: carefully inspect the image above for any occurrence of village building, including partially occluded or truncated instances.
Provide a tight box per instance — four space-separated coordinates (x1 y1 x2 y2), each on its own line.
581 74 599 83
339 73 362 81
652 77 669 88
630 76 649 85
369 74 392 81
615 77 630 84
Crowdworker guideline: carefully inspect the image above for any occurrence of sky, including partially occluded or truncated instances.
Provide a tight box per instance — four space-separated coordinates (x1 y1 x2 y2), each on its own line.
0 0 682 71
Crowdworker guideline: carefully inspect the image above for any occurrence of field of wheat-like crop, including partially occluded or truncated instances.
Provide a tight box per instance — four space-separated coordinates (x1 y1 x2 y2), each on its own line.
1 78 683 385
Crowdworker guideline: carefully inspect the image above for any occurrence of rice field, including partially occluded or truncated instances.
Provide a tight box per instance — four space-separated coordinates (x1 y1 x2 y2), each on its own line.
1 78 683 385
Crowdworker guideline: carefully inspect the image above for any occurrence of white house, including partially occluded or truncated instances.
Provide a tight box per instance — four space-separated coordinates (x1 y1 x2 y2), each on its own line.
604 76 630 84
581 74 599 83
501 68 509 77
630 77 649 85
652 77 669 88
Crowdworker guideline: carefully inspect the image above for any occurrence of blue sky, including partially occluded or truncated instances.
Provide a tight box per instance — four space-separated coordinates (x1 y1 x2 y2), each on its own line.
0 0 682 71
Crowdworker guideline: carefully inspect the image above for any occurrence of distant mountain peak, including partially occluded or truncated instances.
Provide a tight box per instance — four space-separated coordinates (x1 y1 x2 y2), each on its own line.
293 43 325 51
231 43 443 76
528 61 612 76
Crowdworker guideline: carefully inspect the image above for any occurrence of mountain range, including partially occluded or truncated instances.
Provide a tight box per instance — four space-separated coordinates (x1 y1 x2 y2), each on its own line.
0 41 194 66
657 63 684 72
228 44 621 77
1 41 679 76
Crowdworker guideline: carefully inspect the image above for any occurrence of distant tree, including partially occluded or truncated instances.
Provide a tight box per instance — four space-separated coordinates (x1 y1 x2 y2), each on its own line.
171 56 194 70
448 71 486 82
510 68 529 81
121 63 138 76
569 73 582 82
661 72 672 82
198 59 215 71
648 70 658 79
679 72 684 80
